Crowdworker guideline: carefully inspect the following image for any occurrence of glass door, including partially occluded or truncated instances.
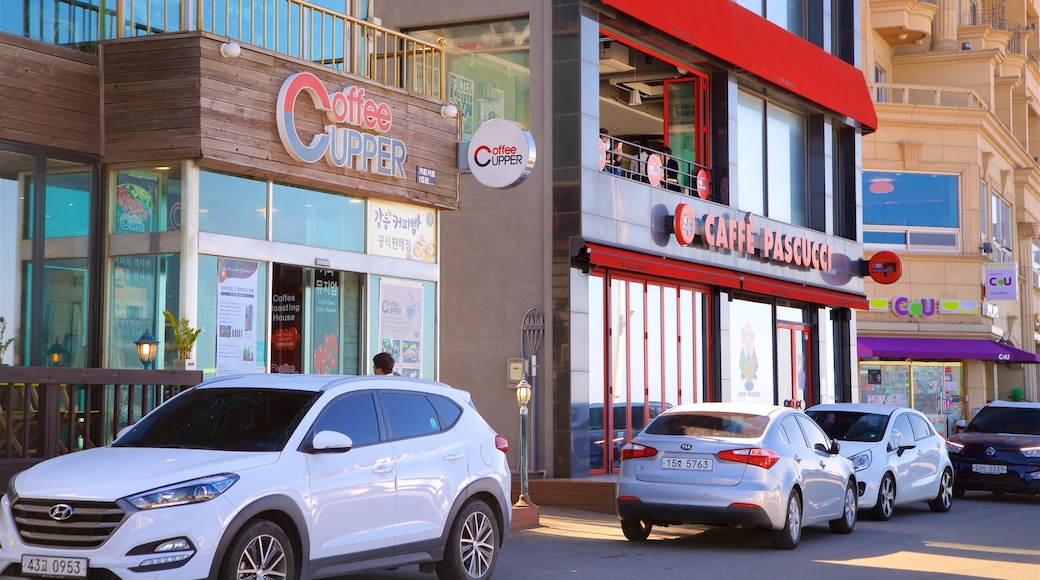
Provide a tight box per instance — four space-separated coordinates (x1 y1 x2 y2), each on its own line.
777 323 811 409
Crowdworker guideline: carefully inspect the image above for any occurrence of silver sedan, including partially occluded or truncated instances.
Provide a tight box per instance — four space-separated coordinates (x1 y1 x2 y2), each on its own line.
615 402 857 549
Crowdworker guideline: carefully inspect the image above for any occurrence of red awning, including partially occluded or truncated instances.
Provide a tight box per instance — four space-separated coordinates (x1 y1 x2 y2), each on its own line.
582 243 868 310
600 0 878 132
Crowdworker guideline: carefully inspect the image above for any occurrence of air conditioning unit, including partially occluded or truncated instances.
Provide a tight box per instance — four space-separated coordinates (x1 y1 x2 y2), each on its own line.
599 42 633 74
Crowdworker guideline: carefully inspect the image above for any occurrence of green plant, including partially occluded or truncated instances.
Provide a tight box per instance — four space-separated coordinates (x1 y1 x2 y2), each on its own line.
163 310 202 359
0 316 13 363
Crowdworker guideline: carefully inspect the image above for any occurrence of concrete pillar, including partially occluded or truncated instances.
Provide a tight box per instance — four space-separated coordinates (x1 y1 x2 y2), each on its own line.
934 0 960 52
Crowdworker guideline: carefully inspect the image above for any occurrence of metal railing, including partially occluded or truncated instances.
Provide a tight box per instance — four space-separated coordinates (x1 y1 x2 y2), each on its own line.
14 0 445 99
601 134 715 200
870 83 989 110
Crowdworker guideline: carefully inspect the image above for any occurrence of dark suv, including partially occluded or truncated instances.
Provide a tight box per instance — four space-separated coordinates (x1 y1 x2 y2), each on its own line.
946 400 1040 497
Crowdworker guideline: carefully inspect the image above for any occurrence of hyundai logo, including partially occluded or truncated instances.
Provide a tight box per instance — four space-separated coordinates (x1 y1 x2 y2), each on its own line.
680 443 693 451
48 504 74 521
986 447 996 456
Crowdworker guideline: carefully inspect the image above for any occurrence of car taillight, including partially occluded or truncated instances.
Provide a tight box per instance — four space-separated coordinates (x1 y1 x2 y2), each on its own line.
946 440 964 454
495 435 509 453
619 442 658 461
717 448 780 469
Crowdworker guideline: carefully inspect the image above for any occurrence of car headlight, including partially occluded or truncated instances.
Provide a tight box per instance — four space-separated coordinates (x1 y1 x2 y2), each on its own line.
946 441 964 454
848 450 871 471
125 474 239 510
1022 446 1040 459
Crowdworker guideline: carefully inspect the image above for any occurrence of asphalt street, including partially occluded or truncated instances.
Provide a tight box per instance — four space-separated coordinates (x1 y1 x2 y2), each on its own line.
345 490 1039 580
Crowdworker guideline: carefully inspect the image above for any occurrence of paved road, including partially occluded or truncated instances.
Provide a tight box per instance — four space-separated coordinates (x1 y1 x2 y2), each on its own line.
346 490 1039 580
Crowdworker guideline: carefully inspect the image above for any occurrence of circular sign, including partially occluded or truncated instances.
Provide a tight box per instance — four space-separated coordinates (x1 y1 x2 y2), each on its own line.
696 169 709 199
674 203 697 246
468 119 537 189
647 154 662 187
868 250 903 284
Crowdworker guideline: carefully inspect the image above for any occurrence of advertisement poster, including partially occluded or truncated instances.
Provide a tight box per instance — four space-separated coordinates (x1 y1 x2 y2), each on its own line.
312 269 340 374
216 258 258 375
377 279 424 378
367 199 438 262
450 71 475 141
729 301 774 403
112 172 158 367
270 265 303 373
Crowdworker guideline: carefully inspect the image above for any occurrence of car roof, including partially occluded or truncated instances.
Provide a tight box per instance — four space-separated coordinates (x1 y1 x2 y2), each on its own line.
665 402 789 416
807 403 906 415
983 400 1040 409
194 374 463 398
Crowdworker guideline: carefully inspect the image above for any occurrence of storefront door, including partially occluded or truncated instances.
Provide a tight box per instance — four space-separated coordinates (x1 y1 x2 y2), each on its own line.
777 323 811 409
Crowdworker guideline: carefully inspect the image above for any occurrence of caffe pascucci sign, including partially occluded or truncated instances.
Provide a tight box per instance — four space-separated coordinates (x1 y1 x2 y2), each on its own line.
276 72 407 178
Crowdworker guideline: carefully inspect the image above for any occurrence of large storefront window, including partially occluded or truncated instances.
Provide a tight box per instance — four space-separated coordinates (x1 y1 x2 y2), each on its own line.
199 170 266 239
271 182 364 251
409 19 530 142
737 90 807 226
859 362 964 437
107 254 181 369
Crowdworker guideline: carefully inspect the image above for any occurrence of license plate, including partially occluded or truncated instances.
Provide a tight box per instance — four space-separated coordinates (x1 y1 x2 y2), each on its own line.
21 555 88 578
971 464 1007 475
662 457 713 471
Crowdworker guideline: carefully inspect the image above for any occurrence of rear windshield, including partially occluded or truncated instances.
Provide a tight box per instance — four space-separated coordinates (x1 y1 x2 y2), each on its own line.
644 412 768 438
807 411 890 442
967 406 1040 435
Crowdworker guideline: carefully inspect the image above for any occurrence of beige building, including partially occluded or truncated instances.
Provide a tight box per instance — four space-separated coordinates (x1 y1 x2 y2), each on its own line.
860 0 1040 434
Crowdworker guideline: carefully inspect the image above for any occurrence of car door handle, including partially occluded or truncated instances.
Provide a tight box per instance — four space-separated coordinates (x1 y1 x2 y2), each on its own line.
372 465 394 475
443 453 465 462
793 455 802 463
819 461 827 468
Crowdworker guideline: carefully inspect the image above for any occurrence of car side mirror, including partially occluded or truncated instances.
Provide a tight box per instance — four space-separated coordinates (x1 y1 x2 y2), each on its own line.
310 430 353 453
829 439 841 455
895 440 916 457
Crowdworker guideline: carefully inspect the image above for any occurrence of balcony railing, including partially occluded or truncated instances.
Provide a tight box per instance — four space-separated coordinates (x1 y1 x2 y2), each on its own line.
13 0 445 99
870 83 989 110
601 134 716 201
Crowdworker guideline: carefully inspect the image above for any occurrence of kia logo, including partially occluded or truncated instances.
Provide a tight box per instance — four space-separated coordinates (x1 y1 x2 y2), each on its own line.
985 447 996 456
680 443 693 451
48 504 74 521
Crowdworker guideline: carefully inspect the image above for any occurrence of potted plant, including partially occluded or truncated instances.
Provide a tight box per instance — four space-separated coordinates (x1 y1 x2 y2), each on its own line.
0 316 14 365
163 310 201 370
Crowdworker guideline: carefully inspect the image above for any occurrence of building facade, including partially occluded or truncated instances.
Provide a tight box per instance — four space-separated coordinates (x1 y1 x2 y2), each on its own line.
859 0 1040 436
381 0 878 477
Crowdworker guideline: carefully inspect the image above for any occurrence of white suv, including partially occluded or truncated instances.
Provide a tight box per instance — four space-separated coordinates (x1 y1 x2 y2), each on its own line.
0 374 511 580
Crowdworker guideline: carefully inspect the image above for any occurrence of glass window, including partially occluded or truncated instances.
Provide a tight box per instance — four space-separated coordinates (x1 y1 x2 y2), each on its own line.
892 413 914 445
198 255 269 378
796 414 830 449
429 395 462 429
112 167 180 234
980 181 988 243
43 170 90 239
409 19 530 142
992 194 1012 252
313 392 382 447
907 413 934 441
780 416 808 447
730 298 775 403
379 392 441 440
108 254 180 369
738 91 806 225
199 170 267 239
863 172 960 250
735 1 804 37
272 182 364 252
737 91 765 216
874 64 886 102
645 411 768 438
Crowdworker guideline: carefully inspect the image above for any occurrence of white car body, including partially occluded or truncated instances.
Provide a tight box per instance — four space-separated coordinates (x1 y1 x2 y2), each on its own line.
615 402 858 549
807 403 954 520
0 374 511 580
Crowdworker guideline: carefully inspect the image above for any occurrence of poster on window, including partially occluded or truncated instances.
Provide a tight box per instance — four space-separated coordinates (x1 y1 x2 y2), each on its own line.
450 72 475 141
312 269 339 374
367 199 437 262
216 258 258 375
377 279 424 378
729 301 774 403
112 172 159 367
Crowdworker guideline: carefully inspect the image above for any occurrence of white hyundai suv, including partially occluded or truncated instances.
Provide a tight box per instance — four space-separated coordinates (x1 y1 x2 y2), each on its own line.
0 374 511 580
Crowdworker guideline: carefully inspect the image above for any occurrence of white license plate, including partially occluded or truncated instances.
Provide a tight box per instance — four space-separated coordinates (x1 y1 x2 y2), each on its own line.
21 555 88 578
662 457 713 471
971 464 1007 475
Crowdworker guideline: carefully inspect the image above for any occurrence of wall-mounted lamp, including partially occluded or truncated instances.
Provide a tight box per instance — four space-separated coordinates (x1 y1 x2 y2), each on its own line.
134 328 159 370
47 341 67 367
220 41 242 58
961 42 971 51
897 33 908 40
440 103 459 119
980 241 994 254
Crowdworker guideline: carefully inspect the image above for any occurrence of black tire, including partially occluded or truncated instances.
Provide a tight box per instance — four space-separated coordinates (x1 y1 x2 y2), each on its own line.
928 468 954 513
620 518 652 541
829 481 857 534
436 500 499 580
952 486 965 498
870 473 896 521
771 489 802 549
219 519 296 580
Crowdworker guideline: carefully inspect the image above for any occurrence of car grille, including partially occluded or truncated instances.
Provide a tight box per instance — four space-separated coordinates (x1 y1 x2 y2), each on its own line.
11 499 127 548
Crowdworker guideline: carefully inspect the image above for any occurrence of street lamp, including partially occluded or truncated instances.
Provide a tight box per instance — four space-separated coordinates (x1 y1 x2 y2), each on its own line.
134 328 159 370
515 379 533 507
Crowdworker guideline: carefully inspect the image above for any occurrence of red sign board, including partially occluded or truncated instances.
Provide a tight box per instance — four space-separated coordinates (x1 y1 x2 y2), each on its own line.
696 169 709 199
868 251 902 284
647 154 662 187
674 203 696 246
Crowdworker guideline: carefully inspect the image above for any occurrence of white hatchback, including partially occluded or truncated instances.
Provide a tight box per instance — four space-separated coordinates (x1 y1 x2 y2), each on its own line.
0 374 511 580
807 403 954 520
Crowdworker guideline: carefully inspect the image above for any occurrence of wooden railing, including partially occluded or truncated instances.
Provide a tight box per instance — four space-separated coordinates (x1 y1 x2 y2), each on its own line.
0 367 202 492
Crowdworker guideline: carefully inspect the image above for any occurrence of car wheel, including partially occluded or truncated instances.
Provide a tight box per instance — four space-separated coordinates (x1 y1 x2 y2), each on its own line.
829 481 857 534
620 518 652 541
952 486 965 498
436 500 499 580
220 519 296 580
928 468 954 513
771 489 802 550
870 473 896 521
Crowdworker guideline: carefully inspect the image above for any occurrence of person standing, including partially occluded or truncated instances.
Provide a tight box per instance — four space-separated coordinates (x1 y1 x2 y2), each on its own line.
373 352 396 375
663 146 681 191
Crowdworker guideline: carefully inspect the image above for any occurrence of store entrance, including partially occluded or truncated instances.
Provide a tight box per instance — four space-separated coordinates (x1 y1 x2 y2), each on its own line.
270 264 362 375
777 324 811 409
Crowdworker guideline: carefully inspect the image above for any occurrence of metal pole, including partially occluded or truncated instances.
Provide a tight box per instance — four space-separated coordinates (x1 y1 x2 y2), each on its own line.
519 398 529 502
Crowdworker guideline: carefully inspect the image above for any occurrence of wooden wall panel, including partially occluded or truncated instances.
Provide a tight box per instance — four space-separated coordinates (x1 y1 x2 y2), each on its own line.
101 32 460 210
0 33 100 154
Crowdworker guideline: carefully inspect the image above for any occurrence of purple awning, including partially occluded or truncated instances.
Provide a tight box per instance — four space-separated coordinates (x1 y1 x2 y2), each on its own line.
858 337 1040 364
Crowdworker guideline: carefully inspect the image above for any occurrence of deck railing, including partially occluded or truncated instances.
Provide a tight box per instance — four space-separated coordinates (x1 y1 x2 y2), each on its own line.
870 83 989 110
16 0 445 99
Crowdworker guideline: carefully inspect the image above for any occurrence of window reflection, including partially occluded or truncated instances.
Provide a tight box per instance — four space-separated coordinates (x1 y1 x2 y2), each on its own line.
199 170 267 239
272 182 364 251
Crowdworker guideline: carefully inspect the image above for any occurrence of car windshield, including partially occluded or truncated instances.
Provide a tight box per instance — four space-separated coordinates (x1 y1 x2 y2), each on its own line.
807 411 890 442
644 411 768 438
113 387 320 451
966 407 1040 435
